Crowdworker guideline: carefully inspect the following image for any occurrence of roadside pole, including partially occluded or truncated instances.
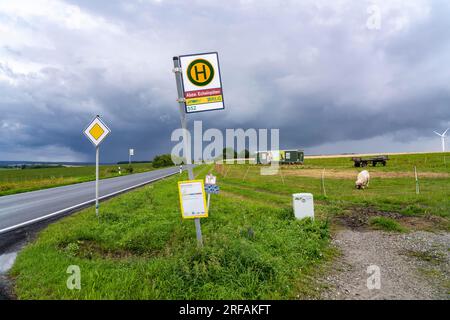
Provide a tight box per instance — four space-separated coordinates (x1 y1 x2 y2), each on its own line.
173 56 203 247
96 146 99 218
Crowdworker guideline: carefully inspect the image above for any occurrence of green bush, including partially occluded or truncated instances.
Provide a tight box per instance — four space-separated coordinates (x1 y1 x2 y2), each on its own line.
105 168 118 174
125 166 134 173
152 154 174 168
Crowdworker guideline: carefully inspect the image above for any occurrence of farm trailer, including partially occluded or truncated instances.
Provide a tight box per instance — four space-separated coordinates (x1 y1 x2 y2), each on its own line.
351 155 389 167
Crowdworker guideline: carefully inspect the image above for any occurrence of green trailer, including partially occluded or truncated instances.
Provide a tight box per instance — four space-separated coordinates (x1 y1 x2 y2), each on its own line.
256 149 304 165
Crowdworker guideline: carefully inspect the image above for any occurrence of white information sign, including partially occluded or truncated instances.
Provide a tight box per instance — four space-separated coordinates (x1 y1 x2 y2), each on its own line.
129 148 134 156
205 173 217 185
178 180 208 219
179 52 224 114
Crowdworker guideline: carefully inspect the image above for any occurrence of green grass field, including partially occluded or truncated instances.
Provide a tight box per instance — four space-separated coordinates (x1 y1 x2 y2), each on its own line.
0 163 155 196
9 152 450 299
218 153 449 220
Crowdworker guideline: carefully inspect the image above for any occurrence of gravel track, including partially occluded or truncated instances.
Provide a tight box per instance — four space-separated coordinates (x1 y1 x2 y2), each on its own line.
320 229 450 300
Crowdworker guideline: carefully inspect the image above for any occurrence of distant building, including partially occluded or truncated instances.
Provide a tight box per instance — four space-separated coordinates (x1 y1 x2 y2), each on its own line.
256 149 304 165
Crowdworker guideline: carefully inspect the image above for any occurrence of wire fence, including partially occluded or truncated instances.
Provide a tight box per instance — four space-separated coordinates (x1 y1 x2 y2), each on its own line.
212 163 450 200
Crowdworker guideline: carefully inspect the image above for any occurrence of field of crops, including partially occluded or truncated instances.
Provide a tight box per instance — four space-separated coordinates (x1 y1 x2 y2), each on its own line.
0 163 155 196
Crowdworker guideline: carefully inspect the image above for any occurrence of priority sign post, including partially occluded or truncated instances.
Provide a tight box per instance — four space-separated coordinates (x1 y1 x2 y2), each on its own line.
83 115 111 218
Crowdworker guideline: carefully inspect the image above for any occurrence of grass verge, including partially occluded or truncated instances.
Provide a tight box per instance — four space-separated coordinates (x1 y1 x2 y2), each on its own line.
10 166 330 299
368 216 407 232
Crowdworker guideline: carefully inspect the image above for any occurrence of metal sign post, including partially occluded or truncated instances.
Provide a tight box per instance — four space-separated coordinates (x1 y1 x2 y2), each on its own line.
173 52 224 247
83 115 111 219
207 193 211 211
173 56 203 247
96 146 99 217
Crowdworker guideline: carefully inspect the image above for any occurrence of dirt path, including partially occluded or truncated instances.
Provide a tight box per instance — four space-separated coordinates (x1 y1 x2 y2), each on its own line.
282 169 450 179
320 229 450 300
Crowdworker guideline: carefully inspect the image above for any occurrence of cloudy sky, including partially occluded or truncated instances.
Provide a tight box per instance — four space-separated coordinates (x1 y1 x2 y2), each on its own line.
1 0 449 163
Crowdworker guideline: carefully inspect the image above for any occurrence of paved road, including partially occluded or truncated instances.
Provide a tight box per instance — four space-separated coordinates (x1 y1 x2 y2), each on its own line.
0 166 183 234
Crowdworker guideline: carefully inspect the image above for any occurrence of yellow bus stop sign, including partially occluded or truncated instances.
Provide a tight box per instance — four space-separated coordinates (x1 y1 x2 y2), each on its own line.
187 59 215 87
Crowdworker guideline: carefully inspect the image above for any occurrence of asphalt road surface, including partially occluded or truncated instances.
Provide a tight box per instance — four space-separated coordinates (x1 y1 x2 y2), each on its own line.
0 166 183 234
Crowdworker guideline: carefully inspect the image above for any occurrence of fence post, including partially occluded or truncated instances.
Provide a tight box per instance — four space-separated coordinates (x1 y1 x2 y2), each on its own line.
414 166 420 195
224 165 230 178
242 166 250 181
322 168 327 197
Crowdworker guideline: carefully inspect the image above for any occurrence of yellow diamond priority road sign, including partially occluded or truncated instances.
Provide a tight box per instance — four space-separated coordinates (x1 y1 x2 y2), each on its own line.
83 116 111 147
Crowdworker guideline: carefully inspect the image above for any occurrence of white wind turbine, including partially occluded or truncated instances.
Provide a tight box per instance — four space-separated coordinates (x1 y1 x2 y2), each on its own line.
434 128 449 152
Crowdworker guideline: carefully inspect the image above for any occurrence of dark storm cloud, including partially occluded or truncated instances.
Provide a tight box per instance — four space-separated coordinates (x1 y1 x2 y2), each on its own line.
1 0 449 162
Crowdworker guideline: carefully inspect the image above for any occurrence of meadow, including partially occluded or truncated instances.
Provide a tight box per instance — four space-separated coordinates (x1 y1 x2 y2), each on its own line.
304 152 450 172
219 152 450 221
0 163 155 196
9 152 450 299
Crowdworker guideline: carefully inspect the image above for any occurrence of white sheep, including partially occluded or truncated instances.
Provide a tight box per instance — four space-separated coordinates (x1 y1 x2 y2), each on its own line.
355 170 370 189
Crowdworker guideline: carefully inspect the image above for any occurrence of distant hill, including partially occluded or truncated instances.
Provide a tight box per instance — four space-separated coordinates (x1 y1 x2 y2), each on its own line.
0 161 95 168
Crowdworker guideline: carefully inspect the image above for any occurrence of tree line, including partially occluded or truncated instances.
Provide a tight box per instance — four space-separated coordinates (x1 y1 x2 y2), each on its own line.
150 148 251 168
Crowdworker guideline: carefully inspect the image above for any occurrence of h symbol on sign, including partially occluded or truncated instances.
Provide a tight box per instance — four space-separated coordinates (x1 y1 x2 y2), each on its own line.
194 64 207 81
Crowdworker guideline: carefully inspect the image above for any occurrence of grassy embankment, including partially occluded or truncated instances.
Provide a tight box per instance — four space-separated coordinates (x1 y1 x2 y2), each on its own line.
0 163 155 196
10 152 450 299
10 164 330 299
